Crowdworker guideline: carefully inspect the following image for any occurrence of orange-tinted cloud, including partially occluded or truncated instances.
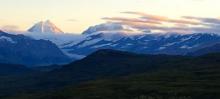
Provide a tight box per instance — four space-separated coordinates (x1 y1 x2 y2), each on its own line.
123 11 200 25
1 25 20 32
102 17 161 24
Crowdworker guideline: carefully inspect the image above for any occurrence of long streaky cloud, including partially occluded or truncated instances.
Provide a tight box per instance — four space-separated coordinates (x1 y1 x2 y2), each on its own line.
183 16 220 25
102 17 161 24
122 11 201 25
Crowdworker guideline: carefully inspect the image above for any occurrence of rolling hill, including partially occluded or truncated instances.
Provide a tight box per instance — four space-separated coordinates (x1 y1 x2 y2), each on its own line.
0 50 220 99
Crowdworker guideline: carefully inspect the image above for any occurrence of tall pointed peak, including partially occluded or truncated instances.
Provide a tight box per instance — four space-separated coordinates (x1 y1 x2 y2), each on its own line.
28 20 64 34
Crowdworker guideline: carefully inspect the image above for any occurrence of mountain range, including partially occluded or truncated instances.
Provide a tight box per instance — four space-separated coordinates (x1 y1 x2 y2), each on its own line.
61 23 220 57
23 21 220 58
1 21 220 66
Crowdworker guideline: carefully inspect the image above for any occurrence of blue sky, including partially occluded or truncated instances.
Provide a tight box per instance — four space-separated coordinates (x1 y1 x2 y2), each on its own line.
0 0 219 33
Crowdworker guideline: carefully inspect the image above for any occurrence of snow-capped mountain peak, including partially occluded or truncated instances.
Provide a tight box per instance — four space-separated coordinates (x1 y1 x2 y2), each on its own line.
28 20 64 34
82 23 123 35
82 22 144 35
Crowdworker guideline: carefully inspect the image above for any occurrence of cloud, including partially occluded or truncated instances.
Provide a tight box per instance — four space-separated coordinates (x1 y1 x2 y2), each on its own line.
1 25 20 32
182 16 220 25
102 11 220 34
66 19 77 22
102 17 161 24
122 11 201 25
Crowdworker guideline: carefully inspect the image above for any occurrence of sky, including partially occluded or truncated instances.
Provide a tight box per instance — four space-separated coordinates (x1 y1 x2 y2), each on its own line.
0 0 220 34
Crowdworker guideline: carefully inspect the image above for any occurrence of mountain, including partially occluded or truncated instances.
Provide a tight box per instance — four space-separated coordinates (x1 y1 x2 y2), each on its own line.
26 20 72 47
28 20 64 34
189 43 220 56
63 25 220 56
25 20 85 59
0 30 71 66
2 50 220 99
82 22 142 35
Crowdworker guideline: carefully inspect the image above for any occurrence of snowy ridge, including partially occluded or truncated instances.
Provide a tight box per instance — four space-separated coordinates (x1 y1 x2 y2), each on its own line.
0 36 16 44
63 32 220 56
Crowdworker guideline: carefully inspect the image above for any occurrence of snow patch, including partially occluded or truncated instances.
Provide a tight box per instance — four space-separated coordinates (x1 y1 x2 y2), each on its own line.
158 47 166 50
62 49 85 59
180 45 193 49
92 43 112 48
181 36 193 42
78 38 103 48
164 42 177 47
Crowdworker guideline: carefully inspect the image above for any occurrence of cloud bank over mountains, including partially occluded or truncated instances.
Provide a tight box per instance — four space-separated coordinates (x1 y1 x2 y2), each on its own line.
103 11 220 34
